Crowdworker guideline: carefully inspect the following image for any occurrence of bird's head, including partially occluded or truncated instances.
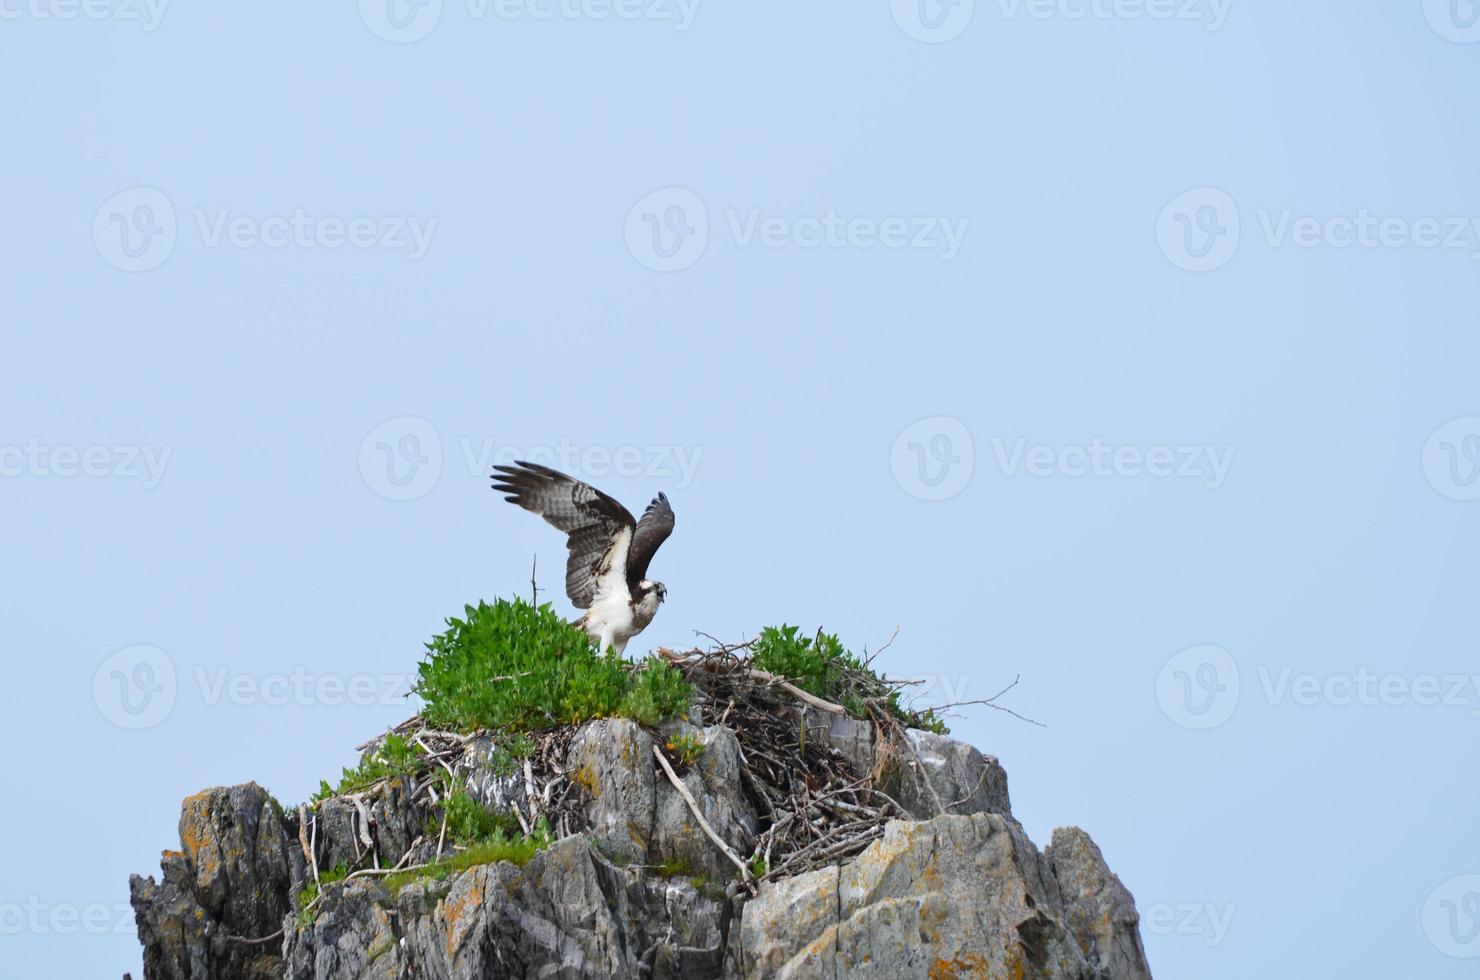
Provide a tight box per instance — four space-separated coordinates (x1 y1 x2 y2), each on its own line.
639 580 667 604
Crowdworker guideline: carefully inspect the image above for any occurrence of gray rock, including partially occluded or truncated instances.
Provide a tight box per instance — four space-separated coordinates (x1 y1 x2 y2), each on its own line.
799 705 876 775
1046 827 1153 980
311 778 429 873
734 813 1104 980
651 723 758 881
281 878 399 980
129 783 302 980
878 727 1013 819
458 736 531 811
283 834 731 980
565 718 658 864
793 709 1012 821
133 723 1151 980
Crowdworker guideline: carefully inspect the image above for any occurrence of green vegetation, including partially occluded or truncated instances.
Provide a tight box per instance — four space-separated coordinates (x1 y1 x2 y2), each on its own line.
432 788 531 845
752 626 860 703
413 598 694 732
488 732 536 777
442 789 500 843
291 602 971 925
664 732 706 767
382 821 553 892
311 732 424 804
752 624 949 734
690 874 727 901
652 857 691 878
647 857 725 899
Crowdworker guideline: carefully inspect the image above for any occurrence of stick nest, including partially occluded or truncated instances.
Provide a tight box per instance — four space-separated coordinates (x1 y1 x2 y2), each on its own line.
312 635 1017 895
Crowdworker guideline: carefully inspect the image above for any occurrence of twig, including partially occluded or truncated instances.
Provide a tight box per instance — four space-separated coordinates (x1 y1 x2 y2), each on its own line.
864 625 901 667
934 675 1045 727
227 927 284 946
297 804 317 888
749 668 846 715
351 795 374 852
391 837 424 871
691 632 756 657
415 734 458 783
523 759 541 823
355 716 422 752
652 744 752 883
307 807 321 888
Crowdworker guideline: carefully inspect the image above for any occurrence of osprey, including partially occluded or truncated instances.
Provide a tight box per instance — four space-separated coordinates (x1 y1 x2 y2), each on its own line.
491 461 674 655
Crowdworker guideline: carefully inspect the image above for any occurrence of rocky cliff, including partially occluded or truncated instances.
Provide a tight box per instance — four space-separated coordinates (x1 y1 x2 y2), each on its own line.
129 657 1153 979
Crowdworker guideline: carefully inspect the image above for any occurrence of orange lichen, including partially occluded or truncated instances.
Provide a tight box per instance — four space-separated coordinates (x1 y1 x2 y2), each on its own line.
928 953 990 978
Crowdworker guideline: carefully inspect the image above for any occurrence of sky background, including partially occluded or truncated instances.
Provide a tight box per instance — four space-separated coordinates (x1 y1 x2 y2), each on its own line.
3 1 1479 977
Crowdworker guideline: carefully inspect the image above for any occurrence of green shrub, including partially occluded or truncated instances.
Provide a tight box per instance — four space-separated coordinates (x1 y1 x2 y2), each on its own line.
620 655 697 726
441 790 500 844
752 625 860 700
752 624 949 734
414 598 694 732
311 732 423 803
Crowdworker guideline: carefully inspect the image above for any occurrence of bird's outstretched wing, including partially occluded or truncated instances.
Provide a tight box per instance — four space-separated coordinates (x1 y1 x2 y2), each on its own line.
491 461 636 609
627 492 674 590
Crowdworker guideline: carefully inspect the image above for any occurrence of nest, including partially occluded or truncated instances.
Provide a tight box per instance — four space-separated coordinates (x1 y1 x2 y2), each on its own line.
309 635 1019 899
658 641 917 883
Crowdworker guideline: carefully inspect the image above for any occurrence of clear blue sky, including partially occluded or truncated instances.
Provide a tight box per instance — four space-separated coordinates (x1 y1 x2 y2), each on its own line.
3 2 1479 977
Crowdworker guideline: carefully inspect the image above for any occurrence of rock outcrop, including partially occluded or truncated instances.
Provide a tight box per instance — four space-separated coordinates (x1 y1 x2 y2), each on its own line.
131 712 1151 979
735 814 1149 980
130 784 304 980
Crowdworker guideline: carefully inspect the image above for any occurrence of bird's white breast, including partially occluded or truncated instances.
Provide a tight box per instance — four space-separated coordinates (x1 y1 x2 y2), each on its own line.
587 591 635 633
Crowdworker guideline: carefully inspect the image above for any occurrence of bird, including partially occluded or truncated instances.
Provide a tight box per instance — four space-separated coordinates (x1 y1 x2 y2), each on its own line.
490 460 674 656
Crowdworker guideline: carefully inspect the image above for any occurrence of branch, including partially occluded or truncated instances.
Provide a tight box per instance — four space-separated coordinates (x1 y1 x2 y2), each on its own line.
297 804 318 889
863 625 901 668
652 744 752 883
748 668 847 715
933 675 1046 727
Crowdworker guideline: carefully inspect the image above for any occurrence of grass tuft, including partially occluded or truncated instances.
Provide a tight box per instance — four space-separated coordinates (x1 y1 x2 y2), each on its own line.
383 822 553 892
